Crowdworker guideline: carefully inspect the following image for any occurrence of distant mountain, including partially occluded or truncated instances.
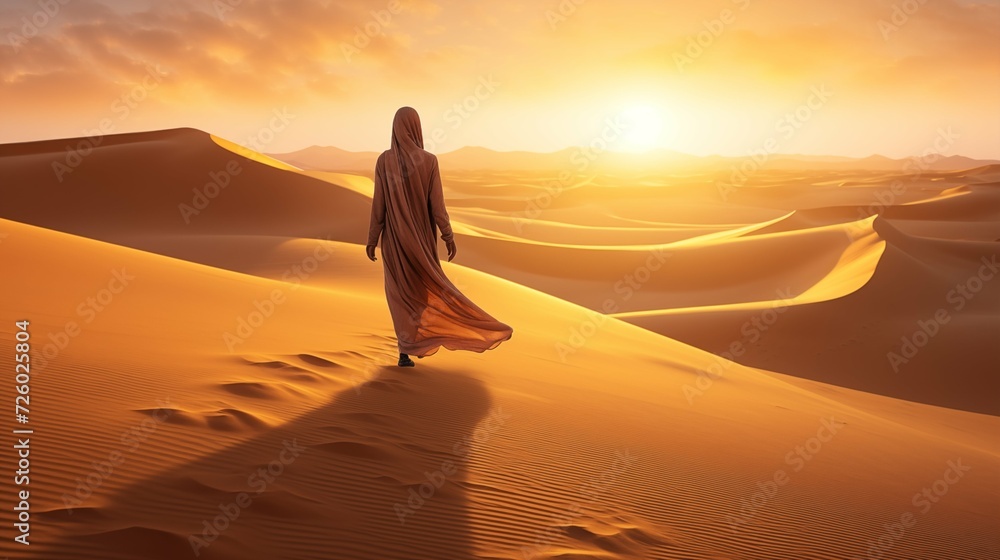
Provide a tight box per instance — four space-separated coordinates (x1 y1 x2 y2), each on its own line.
441 146 582 172
268 145 380 172
267 145 1000 173
266 145 718 173
767 153 1000 171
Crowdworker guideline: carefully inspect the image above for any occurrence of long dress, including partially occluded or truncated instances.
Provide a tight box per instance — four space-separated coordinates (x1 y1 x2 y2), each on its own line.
366 107 513 357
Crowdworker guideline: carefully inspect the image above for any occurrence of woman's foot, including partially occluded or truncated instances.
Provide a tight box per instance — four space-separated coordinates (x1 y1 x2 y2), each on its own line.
398 353 415 367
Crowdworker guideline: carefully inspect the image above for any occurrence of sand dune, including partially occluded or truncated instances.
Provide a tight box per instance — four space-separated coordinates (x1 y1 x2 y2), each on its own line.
620 217 1000 414
0 129 997 559
3 128 996 411
270 145 1000 174
0 128 372 245
1 216 998 559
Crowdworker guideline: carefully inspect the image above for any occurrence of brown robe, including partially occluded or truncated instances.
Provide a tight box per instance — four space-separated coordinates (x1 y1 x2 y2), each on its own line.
367 107 513 356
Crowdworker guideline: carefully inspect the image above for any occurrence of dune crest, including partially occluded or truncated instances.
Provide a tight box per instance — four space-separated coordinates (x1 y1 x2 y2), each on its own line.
0 129 997 559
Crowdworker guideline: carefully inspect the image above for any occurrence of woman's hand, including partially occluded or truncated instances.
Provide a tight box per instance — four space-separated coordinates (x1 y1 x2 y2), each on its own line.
366 244 377 261
446 239 457 262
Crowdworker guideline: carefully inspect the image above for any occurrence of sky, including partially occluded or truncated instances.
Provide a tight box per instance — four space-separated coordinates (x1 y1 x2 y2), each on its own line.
1 0 998 158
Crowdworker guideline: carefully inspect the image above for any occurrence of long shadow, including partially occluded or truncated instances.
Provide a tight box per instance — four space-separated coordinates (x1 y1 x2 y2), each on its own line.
43 366 492 560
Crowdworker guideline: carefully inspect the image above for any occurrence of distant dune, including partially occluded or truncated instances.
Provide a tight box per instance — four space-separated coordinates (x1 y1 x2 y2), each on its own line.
0 128 997 559
269 144 381 173
0 128 372 247
267 144 1000 173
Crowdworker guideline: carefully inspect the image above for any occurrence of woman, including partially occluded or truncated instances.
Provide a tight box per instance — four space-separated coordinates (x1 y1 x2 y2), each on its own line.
366 106 513 366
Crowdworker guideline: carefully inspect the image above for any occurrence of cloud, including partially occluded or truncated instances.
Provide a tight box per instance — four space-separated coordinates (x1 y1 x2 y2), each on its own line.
0 0 420 109
0 0 996 157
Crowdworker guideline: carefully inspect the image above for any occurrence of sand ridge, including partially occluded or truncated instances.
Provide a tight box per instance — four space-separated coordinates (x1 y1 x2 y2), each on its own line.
0 128 997 559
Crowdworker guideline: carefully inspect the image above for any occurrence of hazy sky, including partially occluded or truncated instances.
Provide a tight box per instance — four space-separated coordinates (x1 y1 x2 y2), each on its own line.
1 0 998 158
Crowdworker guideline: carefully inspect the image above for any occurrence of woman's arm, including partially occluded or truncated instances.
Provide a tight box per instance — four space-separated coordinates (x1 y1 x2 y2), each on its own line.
366 155 386 259
428 157 453 242
428 157 457 260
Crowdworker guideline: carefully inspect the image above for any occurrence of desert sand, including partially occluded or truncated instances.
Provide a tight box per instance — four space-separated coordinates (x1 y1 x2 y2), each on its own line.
0 128 997 559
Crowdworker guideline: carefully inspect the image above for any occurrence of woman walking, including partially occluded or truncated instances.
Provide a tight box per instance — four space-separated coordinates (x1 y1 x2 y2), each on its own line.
366 107 513 366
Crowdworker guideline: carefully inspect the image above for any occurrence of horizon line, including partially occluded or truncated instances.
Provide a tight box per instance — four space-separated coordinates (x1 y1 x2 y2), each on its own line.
3 126 998 163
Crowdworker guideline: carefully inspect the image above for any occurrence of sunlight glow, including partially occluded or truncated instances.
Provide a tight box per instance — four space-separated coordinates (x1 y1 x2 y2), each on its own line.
618 105 665 153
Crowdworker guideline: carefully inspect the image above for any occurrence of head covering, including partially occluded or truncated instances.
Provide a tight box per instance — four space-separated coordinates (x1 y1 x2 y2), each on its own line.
391 106 423 150
384 107 428 210
366 107 513 356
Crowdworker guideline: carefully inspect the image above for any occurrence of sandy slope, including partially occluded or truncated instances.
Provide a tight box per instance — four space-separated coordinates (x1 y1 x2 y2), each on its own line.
0 128 372 245
608 170 1000 415
0 129 997 558
1 129 995 413
621 216 1000 415
0 217 998 560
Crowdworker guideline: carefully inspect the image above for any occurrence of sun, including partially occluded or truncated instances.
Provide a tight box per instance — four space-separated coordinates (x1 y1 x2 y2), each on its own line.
618 105 665 153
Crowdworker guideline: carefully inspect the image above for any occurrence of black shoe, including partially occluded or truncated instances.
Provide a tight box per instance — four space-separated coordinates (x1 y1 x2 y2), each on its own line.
398 353 415 367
